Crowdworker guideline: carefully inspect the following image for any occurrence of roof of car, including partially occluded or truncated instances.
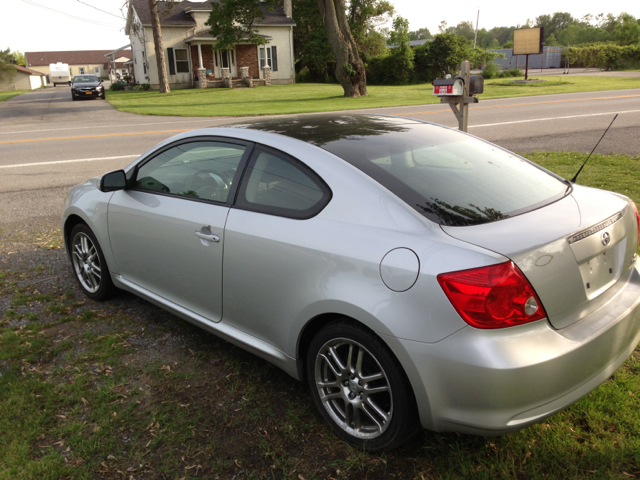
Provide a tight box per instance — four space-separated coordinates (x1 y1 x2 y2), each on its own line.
229 114 424 146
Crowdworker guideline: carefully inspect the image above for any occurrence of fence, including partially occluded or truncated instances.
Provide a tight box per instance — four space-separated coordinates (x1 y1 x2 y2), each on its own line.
487 47 564 69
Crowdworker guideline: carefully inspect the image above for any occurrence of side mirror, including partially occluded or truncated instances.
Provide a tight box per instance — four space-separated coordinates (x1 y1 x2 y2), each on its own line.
99 170 127 192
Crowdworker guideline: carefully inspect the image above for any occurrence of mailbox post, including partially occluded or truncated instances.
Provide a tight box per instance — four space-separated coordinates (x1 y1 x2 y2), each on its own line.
432 60 483 132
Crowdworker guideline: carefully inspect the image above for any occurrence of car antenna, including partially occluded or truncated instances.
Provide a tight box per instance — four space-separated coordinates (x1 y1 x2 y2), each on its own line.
571 114 618 184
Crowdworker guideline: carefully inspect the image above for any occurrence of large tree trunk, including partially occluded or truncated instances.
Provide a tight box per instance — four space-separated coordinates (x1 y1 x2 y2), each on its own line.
148 0 170 93
317 0 367 97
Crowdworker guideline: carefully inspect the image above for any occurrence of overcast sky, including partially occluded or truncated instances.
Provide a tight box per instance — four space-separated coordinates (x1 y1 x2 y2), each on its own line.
2 0 639 54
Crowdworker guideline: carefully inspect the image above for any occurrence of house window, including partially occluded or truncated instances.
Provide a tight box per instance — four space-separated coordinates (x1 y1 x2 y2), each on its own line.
79 67 85 74
175 49 190 73
69 68 73 75
259 46 278 71
122 69 127 76
94 67 100 75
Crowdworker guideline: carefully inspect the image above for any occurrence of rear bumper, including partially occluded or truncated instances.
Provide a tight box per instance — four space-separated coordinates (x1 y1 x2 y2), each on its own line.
388 263 640 435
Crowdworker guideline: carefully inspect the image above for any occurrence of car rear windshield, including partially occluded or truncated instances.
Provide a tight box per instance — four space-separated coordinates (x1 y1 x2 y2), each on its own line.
320 123 570 226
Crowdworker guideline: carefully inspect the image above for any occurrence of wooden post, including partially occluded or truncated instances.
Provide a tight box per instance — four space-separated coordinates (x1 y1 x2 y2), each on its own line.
525 54 529 80
460 60 470 132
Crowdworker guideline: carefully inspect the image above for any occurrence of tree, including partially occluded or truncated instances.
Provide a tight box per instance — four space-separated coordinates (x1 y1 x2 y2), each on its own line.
12 51 26 66
408 27 431 41
535 12 576 41
449 21 475 41
317 0 368 97
347 0 394 59
0 48 17 83
148 0 171 93
414 32 470 80
206 0 276 50
387 16 414 84
615 13 640 46
293 0 335 81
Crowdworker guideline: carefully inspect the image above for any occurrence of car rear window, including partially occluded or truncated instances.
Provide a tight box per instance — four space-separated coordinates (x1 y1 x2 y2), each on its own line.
320 123 569 226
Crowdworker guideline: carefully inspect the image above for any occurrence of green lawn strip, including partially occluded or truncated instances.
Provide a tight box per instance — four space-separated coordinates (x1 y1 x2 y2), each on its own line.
105 76 640 117
1 152 640 478
0 90 30 102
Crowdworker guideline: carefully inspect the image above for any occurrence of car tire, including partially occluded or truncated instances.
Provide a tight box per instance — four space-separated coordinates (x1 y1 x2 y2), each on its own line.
306 320 418 451
72 96 77 101
69 223 115 301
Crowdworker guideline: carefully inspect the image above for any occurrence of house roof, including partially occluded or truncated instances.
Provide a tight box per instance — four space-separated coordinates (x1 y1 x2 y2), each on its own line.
131 0 294 27
14 65 45 76
25 50 132 67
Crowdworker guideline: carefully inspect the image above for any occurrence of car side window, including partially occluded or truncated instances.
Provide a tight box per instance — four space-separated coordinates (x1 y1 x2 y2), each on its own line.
236 149 331 219
134 141 247 203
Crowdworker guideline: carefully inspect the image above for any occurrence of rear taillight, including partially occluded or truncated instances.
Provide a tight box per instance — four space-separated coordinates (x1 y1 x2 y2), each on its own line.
437 261 547 329
632 201 640 250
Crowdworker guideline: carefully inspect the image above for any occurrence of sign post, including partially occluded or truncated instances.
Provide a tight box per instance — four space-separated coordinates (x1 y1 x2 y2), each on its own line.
513 27 544 81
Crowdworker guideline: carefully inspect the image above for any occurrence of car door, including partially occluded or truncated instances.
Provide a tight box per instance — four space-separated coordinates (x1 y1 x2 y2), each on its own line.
221 146 332 349
107 138 252 322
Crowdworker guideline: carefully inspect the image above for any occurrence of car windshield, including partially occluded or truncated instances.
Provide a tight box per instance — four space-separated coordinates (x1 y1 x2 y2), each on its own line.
320 123 569 226
74 76 98 83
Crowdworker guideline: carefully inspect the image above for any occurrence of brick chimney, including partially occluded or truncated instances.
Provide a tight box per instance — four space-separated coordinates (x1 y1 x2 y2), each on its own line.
284 0 292 18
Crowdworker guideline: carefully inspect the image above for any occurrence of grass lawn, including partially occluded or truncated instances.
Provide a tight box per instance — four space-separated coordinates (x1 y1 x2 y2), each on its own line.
0 90 30 102
1 151 640 479
106 75 640 117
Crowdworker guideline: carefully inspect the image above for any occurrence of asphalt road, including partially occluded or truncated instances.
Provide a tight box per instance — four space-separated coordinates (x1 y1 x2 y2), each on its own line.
1 85 639 227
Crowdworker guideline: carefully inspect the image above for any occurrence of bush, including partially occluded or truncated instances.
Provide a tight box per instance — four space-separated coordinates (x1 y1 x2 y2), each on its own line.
481 61 501 79
502 68 522 77
109 83 125 91
367 44 415 85
566 43 640 70
481 62 523 79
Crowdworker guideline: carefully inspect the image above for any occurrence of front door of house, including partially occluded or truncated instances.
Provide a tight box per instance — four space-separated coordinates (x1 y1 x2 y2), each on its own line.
218 49 237 78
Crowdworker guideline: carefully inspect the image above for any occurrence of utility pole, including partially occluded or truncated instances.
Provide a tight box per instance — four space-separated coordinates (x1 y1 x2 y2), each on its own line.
473 9 480 49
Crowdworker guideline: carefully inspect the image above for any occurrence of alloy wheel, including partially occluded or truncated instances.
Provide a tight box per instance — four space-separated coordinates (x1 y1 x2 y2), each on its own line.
71 232 102 293
314 337 393 439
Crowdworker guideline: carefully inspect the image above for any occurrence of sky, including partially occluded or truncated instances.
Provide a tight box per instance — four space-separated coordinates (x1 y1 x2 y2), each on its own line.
2 0 639 54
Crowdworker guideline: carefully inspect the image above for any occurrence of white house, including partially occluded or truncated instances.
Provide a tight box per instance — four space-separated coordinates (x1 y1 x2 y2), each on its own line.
125 0 296 89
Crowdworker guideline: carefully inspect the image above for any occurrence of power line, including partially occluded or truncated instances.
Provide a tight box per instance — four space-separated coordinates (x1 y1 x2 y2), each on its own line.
76 0 125 19
21 0 123 28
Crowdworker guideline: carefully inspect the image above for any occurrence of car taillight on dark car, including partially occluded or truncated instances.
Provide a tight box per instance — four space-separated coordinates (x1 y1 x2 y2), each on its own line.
437 261 547 329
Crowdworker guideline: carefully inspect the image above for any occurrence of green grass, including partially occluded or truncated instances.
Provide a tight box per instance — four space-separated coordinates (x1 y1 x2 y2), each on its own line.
0 90 30 102
105 75 640 117
1 151 640 478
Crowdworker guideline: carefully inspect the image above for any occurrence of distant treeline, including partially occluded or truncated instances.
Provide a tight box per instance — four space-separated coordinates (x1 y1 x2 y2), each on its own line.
410 12 640 49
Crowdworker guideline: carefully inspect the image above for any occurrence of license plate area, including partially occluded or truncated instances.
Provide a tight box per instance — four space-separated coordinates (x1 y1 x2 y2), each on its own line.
578 244 624 299
85 92 93 95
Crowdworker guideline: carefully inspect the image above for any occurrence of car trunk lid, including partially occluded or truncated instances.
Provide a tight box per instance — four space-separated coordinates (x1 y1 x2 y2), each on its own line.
441 185 638 330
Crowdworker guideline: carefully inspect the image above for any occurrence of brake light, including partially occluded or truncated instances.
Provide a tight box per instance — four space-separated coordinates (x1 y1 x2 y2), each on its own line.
437 261 547 329
632 201 640 250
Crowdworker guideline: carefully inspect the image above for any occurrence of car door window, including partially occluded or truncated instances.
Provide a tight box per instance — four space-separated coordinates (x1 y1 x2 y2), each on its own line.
236 149 331 219
134 141 247 203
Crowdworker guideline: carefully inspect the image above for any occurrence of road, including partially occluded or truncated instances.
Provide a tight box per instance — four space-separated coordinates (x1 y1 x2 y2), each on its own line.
1 85 639 227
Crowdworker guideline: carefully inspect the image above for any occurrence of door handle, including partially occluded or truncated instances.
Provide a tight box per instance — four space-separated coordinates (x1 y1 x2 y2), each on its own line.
195 231 220 243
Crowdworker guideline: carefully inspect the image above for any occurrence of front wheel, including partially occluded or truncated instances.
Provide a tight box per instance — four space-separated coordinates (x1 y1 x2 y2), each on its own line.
69 224 115 300
306 320 418 451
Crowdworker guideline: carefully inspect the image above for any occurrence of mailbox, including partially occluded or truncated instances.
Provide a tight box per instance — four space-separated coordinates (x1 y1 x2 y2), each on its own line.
469 75 484 95
433 77 464 96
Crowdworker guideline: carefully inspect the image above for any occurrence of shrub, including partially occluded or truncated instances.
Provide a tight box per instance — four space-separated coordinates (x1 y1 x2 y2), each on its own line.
109 83 125 91
566 43 640 70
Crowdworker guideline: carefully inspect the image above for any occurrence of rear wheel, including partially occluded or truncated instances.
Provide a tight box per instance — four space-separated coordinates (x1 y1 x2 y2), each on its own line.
69 224 115 300
306 320 418 451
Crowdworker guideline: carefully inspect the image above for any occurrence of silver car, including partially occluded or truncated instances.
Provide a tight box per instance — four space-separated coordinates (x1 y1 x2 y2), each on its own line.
63 114 640 450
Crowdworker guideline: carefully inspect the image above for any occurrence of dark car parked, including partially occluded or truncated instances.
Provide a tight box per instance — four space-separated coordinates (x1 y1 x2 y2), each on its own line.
71 75 105 101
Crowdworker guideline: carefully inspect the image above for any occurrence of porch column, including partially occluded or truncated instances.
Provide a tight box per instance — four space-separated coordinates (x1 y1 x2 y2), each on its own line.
196 43 207 89
197 43 203 69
